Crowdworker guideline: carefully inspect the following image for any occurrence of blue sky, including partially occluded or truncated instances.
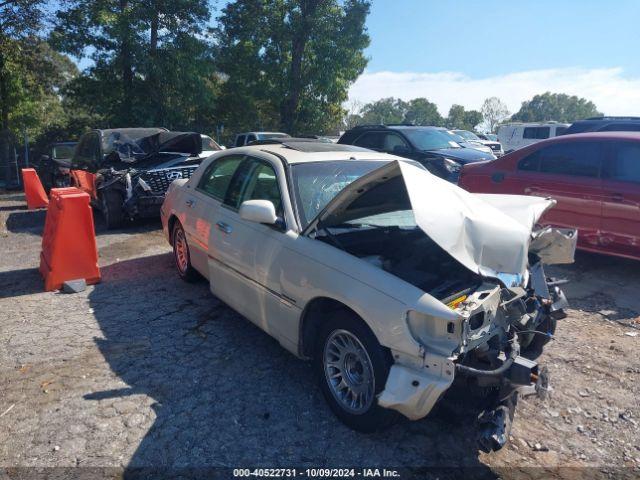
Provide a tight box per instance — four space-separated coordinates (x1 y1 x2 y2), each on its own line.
364 0 640 77
350 0 640 115
68 0 640 115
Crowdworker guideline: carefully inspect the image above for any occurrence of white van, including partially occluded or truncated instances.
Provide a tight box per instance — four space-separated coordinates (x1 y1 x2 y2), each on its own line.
497 122 570 153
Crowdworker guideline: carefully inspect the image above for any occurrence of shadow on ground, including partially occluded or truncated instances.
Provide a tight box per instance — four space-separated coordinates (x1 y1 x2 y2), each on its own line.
86 253 495 476
0 267 43 299
550 251 640 325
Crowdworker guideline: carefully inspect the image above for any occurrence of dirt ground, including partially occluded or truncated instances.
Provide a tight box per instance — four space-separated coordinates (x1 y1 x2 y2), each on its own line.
1 192 639 479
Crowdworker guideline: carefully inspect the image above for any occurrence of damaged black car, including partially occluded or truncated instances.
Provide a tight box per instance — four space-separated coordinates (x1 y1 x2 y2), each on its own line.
70 128 203 228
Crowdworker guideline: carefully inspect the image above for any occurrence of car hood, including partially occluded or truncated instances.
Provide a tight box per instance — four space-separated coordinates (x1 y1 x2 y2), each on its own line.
427 147 494 163
309 160 556 279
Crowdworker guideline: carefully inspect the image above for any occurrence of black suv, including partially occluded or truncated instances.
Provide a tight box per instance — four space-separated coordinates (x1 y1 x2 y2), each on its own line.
338 125 495 182
563 116 640 135
70 128 203 228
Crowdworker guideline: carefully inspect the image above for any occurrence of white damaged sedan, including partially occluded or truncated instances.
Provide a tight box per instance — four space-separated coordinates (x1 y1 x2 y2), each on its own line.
160 140 576 451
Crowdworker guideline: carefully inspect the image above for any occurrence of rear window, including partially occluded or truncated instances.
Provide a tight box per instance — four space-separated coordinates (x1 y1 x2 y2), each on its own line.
518 142 601 177
607 142 640 183
523 127 550 140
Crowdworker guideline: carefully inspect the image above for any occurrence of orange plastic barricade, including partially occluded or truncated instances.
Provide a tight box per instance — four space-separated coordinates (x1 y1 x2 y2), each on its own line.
39 187 101 291
70 169 98 199
21 168 49 209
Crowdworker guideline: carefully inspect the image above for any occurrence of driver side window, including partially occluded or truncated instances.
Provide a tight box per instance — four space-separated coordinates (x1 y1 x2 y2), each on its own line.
225 158 283 217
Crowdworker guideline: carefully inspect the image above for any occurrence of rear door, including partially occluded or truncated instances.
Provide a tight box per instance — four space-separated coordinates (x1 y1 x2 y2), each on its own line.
600 141 640 257
513 141 603 246
183 154 245 274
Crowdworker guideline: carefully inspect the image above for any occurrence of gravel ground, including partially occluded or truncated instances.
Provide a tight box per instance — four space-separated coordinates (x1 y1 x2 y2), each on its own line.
1 192 639 478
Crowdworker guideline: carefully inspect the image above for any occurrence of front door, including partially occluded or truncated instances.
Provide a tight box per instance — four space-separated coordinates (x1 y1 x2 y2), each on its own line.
507 141 604 248
601 141 640 258
208 156 298 344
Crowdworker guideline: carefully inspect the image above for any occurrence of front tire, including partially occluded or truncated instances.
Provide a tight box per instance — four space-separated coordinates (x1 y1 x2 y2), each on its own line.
172 221 199 282
100 189 125 229
314 311 398 432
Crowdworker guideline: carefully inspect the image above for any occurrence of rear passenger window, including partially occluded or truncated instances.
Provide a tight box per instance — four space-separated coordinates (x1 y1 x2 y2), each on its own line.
538 142 601 177
353 132 384 150
608 143 640 183
198 155 244 200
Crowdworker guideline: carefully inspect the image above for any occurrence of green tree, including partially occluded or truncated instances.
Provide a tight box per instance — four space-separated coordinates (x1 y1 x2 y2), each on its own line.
214 0 371 135
52 0 215 129
511 92 602 123
359 97 408 125
403 98 443 126
0 0 44 132
446 104 482 130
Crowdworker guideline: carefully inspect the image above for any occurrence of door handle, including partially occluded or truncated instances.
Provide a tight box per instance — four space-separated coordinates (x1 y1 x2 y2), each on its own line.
216 221 232 234
186 199 195 208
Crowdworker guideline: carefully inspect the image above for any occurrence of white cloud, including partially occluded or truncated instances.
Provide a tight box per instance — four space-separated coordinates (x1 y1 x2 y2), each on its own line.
348 67 640 116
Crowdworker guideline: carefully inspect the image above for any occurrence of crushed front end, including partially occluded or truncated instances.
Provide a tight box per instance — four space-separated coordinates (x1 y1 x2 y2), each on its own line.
380 226 577 453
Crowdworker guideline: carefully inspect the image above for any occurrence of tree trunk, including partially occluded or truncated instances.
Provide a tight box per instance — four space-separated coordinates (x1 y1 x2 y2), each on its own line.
0 47 9 130
148 5 161 125
281 0 320 134
119 0 134 123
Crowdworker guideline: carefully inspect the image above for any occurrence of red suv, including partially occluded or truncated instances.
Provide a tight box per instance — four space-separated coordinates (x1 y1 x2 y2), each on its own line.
459 132 640 260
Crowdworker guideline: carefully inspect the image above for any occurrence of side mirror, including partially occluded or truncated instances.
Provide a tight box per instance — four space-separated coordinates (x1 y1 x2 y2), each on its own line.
41 154 50 162
239 200 277 225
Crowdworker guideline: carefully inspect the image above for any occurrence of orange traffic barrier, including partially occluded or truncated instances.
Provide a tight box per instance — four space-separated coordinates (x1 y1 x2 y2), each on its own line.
21 168 49 209
39 187 101 291
70 169 97 199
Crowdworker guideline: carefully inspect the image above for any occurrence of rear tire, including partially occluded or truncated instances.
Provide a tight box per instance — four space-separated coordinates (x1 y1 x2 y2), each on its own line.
172 221 199 282
100 189 125 230
314 310 398 432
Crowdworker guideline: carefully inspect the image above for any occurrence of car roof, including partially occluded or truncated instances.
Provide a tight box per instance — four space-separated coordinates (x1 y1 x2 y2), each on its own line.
225 142 406 165
552 131 640 141
236 131 289 136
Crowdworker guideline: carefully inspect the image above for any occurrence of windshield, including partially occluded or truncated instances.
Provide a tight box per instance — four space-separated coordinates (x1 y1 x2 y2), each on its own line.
454 130 480 141
102 129 166 161
441 130 467 144
52 144 75 159
291 160 391 228
401 129 460 150
201 135 221 151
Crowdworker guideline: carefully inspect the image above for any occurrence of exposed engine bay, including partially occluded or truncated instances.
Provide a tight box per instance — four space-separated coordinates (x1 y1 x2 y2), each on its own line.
310 160 578 452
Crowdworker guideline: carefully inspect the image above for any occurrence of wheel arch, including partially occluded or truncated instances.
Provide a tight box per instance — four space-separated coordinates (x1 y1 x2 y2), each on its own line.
167 214 180 245
298 296 375 359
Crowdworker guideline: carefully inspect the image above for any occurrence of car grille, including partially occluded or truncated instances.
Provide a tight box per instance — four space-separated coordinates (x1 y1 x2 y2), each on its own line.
489 144 502 151
139 166 198 194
